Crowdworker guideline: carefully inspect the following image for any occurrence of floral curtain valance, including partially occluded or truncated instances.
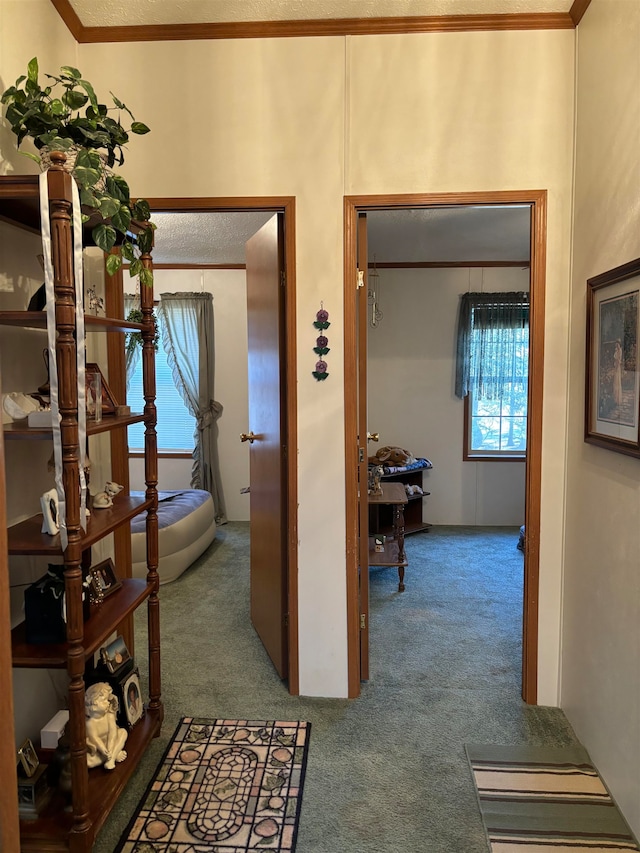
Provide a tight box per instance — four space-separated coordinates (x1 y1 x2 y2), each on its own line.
455 291 530 400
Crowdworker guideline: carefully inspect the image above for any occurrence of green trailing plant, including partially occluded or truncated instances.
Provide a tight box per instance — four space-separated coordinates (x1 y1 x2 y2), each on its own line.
1 57 155 284
125 307 160 358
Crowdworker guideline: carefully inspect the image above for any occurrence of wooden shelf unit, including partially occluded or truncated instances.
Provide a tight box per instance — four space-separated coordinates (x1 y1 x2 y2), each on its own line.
0 167 162 852
369 465 432 536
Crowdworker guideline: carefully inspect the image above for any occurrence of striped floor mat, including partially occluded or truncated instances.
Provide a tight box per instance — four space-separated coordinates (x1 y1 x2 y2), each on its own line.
466 744 640 852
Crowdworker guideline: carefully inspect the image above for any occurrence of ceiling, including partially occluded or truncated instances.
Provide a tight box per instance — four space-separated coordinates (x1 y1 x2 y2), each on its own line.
65 1 574 28
152 206 531 266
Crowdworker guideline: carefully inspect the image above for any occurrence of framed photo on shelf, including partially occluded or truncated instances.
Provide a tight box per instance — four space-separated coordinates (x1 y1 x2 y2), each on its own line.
585 257 640 457
99 635 131 676
89 558 122 603
85 362 118 417
121 669 144 728
17 738 39 778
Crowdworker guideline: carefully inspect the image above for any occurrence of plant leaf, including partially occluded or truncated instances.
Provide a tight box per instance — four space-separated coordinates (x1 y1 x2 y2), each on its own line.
105 253 122 276
75 148 101 169
80 188 99 208
92 223 117 253
62 90 88 111
139 267 153 287
112 204 131 233
105 175 128 203
27 57 38 84
60 65 82 79
19 151 42 164
131 122 150 135
98 196 120 220
129 258 143 278
110 92 135 121
132 199 151 221
109 174 130 203
121 240 136 262
78 79 98 108
137 226 154 254
72 165 101 189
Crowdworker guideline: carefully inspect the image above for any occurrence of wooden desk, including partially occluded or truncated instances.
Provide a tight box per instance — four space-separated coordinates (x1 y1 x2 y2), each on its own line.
368 482 408 591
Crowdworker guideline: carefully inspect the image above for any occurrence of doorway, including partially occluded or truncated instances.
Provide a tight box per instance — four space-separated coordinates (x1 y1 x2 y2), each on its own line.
344 191 547 702
137 196 299 694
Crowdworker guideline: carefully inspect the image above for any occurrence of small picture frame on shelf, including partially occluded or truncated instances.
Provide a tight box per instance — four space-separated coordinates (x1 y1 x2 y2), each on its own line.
85 363 118 417
99 635 131 676
89 558 122 604
17 738 39 779
121 669 144 729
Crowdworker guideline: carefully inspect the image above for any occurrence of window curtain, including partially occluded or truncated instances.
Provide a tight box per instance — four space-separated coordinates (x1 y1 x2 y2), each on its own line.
455 291 529 399
158 292 227 523
124 293 140 388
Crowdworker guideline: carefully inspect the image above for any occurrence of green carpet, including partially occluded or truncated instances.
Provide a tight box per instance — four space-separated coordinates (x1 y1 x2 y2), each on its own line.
467 743 640 851
92 524 584 853
115 717 310 852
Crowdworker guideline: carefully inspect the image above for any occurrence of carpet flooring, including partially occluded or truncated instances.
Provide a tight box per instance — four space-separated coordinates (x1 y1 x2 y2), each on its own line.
93 524 584 853
467 743 640 852
115 717 310 852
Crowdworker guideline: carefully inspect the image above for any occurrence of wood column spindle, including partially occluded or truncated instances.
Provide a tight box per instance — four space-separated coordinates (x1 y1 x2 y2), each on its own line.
48 154 91 840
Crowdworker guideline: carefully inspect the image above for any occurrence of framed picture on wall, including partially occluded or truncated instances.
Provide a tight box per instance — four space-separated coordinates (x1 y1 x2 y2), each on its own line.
585 257 640 457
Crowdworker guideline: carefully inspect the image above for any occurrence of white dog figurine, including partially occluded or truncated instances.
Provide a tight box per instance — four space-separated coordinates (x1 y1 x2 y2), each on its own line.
85 682 128 770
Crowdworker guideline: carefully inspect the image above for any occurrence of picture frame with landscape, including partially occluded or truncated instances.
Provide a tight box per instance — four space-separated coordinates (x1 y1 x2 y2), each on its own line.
585 258 640 457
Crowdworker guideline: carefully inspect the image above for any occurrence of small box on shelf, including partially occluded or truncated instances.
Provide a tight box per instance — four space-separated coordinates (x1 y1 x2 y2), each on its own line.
17 763 50 819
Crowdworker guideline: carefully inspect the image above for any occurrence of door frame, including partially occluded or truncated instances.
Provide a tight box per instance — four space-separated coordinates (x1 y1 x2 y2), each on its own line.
343 190 547 702
145 195 299 695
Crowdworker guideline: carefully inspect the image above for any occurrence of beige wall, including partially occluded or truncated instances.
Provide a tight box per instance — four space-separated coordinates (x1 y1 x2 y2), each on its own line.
0 9 576 700
75 29 574 700
563 0 640 837
367 266 528 526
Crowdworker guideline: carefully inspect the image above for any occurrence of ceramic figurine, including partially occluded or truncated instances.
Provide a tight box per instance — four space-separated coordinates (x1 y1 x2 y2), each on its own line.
84 683 128 770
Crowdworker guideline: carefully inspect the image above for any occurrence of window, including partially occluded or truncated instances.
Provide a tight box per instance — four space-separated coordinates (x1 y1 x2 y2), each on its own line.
456 292 529 460
465 322 529 458
127 340 196 454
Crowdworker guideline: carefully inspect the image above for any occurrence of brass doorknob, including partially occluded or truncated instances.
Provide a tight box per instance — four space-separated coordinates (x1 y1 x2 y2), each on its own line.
240 432 256 443
367 432 379 442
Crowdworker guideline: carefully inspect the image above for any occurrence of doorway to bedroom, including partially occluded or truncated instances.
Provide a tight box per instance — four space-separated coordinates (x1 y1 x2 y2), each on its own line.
123 198 299 693
344 191 547 703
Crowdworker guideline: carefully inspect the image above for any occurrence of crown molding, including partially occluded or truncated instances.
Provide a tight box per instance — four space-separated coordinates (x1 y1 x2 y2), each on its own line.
49 3 575 43
569 0 592 25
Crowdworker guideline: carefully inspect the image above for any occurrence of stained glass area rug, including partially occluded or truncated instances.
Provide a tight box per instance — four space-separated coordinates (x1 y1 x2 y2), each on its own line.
466 744 640 852
116 717 311 852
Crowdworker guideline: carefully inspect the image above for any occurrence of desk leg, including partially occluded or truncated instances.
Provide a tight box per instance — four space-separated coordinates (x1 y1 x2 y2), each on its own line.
393 504 406 592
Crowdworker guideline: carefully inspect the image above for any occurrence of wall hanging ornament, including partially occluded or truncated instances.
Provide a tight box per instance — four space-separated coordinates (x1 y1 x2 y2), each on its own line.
313 305 330 380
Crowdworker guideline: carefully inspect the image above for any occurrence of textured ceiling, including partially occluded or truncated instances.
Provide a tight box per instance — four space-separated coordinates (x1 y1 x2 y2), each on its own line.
152 206 531 266
68 0 573 27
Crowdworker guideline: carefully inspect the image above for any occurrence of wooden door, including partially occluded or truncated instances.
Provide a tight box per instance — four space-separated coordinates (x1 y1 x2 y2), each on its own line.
357 212 370 680
245 214 288 678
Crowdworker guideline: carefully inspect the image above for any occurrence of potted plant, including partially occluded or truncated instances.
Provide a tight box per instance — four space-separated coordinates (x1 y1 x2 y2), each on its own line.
1 57 154 284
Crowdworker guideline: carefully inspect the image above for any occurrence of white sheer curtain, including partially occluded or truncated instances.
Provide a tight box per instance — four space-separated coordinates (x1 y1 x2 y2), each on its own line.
455 291 530 399
158 292 226 522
